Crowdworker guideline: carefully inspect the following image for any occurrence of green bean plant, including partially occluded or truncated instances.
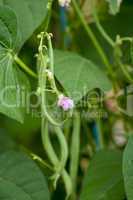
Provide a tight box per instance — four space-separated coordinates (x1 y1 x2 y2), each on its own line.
0 0 133 200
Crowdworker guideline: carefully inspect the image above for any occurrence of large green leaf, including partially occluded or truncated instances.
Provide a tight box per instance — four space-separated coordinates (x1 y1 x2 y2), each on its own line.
0 151 50 200
0 129 16 153
0 7 30 122
80 150 125 200
0 6 18 48
0 45 30 122
123 135 133 200
54 50 112 102
0 0 48 50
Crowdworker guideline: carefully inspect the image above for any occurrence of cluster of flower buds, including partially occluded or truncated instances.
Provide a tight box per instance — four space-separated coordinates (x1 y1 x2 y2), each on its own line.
58 0 71 7
45 69 53 80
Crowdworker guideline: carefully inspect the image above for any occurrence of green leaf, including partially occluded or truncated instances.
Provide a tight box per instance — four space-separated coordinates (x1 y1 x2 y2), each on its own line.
54 50 112 102
0 150 50 200
123 135 133 200
0 45 30 123
0 7 30 123
0 129 16 153
0 6 18 48
80 150 125 200
106 0 123 15
4 114 41 143
0 0 48 49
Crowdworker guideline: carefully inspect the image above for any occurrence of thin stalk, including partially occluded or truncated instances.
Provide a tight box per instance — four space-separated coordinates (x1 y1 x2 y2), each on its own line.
96 119 104 149
14 55 37 78
64 119 72 140
119 61 133 84
70 111 80 199
121 37 133 42
30 152 53 171
62 170 73 200
54 126 68 170
93 10 115 47
20 146 53 171
44 0 53 31
72 0 114 77
115 36 133 83
41 119 59 165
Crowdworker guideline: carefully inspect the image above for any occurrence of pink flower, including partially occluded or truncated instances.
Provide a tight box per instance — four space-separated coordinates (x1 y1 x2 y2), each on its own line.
57 94 74 111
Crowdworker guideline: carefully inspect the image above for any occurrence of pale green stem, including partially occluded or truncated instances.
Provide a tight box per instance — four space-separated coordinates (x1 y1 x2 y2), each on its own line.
119 61 133 84
121 37 133 42
14 55 37 78
32 150 72 199
21 146 53 171
62 170 73 200
64 119 72 140
96 119 104 149
72 0 114 77
41 119 59 165
70 111 80 199
44 0 53 31
115 36 133 83
93 9 115 47
54 126 68 170
30 152 53 171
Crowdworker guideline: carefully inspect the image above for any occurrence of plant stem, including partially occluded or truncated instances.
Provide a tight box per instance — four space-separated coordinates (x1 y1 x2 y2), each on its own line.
38 33 72 197
41 119 59 165
38 38 60 126
62 170 72 200
46 33 60 95
21 146 53 171
41 118 72 197
30 152 53 171
44 0 53 31
72 0 114 77
119 61 133 84
41 118 63 188
121 37 133 42
115 36 133 83
70 111 80 199
93 10 115 47
54 127 68 170
96 119 104 149
14 55 37 78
